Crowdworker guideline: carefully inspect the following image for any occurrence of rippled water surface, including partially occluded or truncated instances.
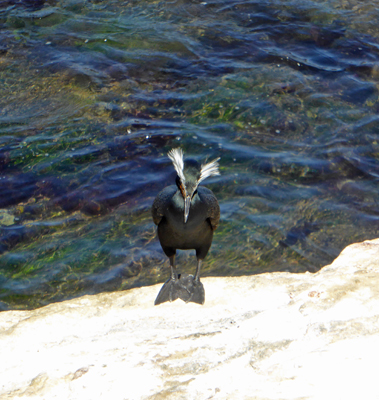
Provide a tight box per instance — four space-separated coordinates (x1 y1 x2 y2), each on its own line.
1 0 379 309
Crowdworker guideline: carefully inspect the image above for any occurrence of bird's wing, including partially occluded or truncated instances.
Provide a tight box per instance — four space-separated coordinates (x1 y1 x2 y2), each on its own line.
151 186 177 225
198 187 220 230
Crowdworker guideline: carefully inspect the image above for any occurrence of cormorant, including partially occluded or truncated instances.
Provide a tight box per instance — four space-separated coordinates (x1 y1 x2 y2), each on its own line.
152 148 220 305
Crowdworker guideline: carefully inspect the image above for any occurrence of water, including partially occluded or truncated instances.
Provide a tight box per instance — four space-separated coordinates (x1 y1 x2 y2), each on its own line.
1 0 379 310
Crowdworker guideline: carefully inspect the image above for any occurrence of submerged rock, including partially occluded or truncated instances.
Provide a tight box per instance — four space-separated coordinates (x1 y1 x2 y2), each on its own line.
1 239 379 399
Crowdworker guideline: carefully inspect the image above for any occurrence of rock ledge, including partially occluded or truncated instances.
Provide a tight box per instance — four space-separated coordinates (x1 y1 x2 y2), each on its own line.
1 239 379 399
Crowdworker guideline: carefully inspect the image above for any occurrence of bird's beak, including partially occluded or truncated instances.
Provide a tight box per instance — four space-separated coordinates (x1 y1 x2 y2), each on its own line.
184 195 191 223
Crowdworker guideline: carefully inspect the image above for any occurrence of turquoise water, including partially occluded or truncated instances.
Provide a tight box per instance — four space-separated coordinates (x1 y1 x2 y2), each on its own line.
1 0 379 309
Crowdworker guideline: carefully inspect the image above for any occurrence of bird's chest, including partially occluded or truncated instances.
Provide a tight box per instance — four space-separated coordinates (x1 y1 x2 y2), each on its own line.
167 201 206 229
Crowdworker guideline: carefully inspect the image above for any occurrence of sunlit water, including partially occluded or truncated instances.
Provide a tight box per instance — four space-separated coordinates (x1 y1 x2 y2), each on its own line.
1 0 379 309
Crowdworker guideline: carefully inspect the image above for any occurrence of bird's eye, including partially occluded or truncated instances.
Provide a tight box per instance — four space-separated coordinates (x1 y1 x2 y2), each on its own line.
179 182 187 199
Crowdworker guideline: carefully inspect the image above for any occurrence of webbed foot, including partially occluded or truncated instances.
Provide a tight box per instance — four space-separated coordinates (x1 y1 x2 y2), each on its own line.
154 273 205 305
177 273 205 304
154 278 179 305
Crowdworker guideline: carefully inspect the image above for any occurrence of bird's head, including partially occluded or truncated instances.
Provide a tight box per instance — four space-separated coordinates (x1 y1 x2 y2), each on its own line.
168 148 220 223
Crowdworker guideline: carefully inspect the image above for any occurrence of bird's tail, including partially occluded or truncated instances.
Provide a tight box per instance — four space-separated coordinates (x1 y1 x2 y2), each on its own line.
154 273 205 305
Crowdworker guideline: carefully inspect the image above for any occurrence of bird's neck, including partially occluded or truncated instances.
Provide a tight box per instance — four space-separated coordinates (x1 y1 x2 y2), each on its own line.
173 189 199 210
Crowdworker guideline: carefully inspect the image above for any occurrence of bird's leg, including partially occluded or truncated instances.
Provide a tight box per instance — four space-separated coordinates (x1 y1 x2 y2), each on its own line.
155 256 205 305
193 259 202 282
169 255 177 280
177 258 204 305
154 255 179 305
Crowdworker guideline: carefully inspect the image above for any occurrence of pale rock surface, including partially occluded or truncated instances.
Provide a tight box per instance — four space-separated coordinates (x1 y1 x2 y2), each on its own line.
1 239 379 400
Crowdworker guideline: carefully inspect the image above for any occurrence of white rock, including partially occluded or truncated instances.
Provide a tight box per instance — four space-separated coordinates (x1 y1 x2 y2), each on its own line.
1 238 379 399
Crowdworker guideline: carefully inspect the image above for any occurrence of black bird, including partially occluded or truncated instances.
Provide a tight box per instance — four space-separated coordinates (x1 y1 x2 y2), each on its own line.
152 148 220 305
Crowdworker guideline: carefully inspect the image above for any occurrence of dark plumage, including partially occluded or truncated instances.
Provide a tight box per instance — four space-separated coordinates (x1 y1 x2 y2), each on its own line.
152 148 220 305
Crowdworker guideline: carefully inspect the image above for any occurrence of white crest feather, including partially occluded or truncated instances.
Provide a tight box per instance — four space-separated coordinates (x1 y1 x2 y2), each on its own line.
199 157 220 183
168 148 186 182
